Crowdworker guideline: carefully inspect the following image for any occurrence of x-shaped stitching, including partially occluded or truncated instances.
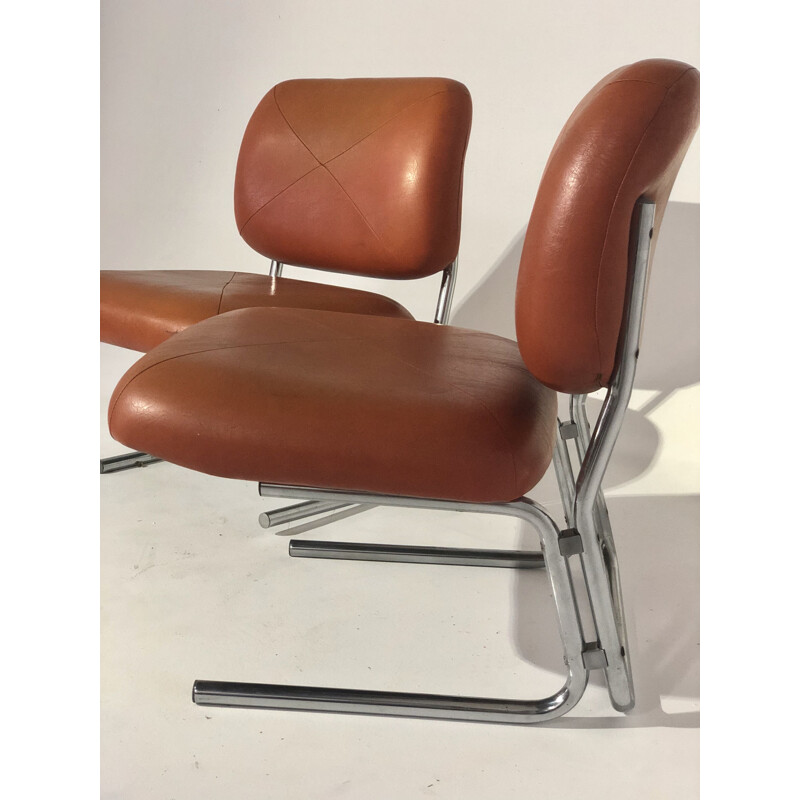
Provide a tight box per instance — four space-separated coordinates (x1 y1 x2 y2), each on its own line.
240 87 453 264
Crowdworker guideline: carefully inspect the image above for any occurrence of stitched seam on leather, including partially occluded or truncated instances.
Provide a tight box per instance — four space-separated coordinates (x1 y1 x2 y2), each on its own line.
322 88 463 165
216 272 238 314
272 86 325 166
264 89 399 265
320 166 399 263
591 65 693 378
238 165 322 235
608 78 686 88
108 334 344 424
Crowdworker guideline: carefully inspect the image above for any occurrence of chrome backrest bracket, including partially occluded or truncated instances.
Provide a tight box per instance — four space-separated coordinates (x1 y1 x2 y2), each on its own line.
574 200 656 518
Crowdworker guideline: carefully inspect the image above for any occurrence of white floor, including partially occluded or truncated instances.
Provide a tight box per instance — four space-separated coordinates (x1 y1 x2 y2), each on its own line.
100 340 699 799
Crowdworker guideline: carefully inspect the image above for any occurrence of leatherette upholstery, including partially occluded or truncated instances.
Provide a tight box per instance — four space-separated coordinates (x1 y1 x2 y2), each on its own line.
100 77 472 352
108 60 699 504
235 78 472 278
109 307 557 503
515 59 700 393
101 270 412 353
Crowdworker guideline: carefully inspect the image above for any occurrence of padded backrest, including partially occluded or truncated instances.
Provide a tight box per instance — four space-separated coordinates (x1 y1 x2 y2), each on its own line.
234 77 472 279
515 59 699 393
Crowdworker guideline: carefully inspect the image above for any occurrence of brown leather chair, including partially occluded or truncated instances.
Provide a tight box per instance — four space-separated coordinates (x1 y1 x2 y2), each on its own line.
100 77 472 473
107 59 699 723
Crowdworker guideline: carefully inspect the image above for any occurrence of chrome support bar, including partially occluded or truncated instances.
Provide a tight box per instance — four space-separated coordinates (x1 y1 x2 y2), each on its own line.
552 427 576 528
268 260 284 278
288 539 546 569
258 500 353 529
433 259 458 325
100 451 162 474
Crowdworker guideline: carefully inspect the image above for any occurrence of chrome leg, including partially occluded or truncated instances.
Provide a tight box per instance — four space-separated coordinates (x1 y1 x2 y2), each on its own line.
100 451 162 474
258 500 353 529
195 485 591 724
192 675 584 723
288 539 546 569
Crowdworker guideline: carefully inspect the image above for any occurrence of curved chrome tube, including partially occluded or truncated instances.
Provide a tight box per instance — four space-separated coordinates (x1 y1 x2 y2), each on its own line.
199 486 591 723
193 668 588 724
570 201 656 712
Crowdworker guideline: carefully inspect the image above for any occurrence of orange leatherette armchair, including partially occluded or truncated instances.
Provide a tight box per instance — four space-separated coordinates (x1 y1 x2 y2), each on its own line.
100 77 472 475
107 60 699 723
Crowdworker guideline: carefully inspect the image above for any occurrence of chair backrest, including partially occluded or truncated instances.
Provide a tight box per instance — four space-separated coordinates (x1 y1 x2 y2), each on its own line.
233 77 472 280
515 59 699 394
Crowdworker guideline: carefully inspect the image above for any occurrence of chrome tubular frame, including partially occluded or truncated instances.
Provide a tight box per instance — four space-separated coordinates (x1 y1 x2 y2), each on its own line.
268 260 284 278
568 202 656 711
258 500 353 529
192 201 656 722
99 451 162 474
196 490 588 724
288 539 546 569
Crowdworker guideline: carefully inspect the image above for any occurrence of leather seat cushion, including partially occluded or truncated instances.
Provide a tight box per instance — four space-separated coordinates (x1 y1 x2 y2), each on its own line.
100 270 413 352
108 307 557 503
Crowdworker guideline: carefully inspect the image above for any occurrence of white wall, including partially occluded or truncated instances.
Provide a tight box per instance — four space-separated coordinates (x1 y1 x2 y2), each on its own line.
101 0 699 324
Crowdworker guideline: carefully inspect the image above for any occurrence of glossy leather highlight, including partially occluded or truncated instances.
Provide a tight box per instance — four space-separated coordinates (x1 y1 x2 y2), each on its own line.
235 78 472 279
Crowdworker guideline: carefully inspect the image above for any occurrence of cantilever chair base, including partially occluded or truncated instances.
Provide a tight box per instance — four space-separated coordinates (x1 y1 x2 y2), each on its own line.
190 203 656 723
195 490 594 724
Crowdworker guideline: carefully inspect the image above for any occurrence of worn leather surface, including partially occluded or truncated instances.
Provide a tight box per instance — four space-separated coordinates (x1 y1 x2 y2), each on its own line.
235 78 472 279
515 59 700 393
109 307 557 503
100 270 412 352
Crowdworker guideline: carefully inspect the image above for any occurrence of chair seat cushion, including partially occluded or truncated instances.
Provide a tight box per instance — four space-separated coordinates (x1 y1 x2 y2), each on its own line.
100 270 413 352
108 307 557 503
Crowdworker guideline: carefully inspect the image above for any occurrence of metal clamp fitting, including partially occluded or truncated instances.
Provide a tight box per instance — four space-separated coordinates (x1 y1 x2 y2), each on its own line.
559 422 579 440
582 642 609 670
558 528 584 557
